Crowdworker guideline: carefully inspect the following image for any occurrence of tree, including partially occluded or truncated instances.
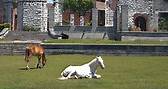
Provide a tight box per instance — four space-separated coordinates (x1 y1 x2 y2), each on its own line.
159 17 168 32
13 0 17 8
63 0 93 26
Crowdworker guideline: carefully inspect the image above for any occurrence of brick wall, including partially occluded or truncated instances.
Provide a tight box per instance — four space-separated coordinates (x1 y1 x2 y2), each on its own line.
62 10 92 26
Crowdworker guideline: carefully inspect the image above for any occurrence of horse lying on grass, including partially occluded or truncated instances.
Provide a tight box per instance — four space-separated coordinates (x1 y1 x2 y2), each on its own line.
24 44 47 69
58 56 105 80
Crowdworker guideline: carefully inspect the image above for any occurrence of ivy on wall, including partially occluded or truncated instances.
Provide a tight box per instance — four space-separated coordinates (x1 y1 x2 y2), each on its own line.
159 16 168 32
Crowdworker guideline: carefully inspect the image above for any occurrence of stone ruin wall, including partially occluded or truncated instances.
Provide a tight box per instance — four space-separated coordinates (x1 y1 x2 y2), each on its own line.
119 0 155 31
18 0 48 32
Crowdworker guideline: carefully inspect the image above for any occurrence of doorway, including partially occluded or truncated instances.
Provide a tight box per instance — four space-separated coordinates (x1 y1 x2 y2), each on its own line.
98 10 105 26
134 16 146 31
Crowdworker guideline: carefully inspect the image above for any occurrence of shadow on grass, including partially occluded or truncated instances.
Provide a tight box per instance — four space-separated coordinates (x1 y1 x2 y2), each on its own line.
18 67 37 70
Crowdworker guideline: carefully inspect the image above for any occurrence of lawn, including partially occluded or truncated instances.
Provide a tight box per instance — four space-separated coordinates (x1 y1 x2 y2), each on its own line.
0 55 168 89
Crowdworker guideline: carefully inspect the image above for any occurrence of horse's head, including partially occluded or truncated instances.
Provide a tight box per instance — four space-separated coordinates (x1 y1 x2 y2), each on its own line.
96 56 105 69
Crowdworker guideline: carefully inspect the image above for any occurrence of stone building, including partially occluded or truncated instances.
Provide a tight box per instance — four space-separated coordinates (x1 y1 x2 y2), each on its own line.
97 0 118 26
47 3 55 28
51 0 117 27
17 0 48 32
56 0 168 32
118 0 168 32
53 0 62 26
18 0 167 32
47 0 63 28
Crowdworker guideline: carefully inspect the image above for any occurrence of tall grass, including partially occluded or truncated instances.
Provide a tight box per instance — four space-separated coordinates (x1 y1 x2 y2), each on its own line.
0 55 168 89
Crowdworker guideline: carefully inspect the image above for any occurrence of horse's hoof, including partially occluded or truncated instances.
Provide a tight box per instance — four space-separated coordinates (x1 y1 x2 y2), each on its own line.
26 67 29 70
37 66 43 69
96 75 101 79
58 77 68 80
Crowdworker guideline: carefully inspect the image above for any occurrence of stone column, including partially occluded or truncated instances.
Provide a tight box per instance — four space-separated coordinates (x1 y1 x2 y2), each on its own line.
53 0 63 26
121 5 128 31
48 5 54 29
154 11 159 32
3 0 13 29
91 0 98 32
105 0 114 26
116 6 120 32
92 8 98 32
17 0 23 31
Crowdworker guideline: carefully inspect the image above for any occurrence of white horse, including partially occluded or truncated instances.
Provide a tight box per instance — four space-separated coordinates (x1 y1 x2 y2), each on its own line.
58 56 105 80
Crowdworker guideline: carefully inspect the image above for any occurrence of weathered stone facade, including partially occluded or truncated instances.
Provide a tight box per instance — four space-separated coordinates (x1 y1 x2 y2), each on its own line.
118 0 168 32
17 0 48 32
0 0 4 23
105 0 114 26
119 0 154 31
0 0 13 24
53 0 63 26
16 0 168 32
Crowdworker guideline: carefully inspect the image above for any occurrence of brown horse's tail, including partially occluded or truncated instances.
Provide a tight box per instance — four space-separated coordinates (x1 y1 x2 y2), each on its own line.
42 52 47 66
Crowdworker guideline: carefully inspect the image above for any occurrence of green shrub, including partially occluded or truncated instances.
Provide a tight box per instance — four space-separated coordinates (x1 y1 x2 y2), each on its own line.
3 23 10 28
159 17 168 32
0 24 4 30
85 20 92 26
0 23 11 31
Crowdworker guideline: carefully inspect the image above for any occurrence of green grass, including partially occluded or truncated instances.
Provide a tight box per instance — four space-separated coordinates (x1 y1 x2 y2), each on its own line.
43 39 168 45
0 55 168 89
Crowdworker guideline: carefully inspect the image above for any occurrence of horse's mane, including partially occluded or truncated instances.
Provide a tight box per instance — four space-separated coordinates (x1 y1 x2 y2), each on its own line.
87 57 98 66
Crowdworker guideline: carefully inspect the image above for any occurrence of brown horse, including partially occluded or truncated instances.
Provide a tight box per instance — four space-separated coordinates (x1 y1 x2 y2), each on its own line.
24 44 46 69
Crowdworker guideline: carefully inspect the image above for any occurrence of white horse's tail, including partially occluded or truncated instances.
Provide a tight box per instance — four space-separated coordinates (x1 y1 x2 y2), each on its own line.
58 70 69 80
58 76 68 80
61 65 72 77
58 71 67 80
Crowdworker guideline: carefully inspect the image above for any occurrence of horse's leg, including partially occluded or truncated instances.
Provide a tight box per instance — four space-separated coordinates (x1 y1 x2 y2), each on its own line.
42 53 46 67
36 58 39 68
66 70 77 79
25 57 29 69
37 56 41 68
26 60 29 69
92 74 101 79
25 50 31 69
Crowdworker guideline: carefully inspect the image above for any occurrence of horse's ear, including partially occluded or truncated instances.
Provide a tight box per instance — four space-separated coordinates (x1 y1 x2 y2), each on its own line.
96 56 100 61
96 55 100 57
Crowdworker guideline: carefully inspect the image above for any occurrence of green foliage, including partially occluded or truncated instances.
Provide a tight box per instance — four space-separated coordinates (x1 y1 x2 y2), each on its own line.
0 24 4 31
159 17 168 32
3 23 11 28
63 0 93 15
0 23 10 31
13 0 17 8
85 21 92 26
62 20 70 26
23 25 40 31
